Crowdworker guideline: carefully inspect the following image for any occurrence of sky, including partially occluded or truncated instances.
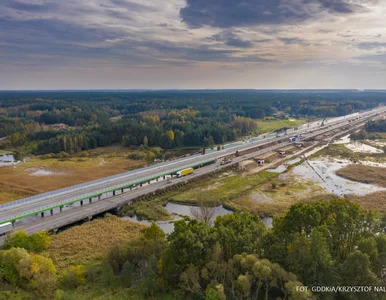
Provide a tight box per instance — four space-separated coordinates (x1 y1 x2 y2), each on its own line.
1 0 386 90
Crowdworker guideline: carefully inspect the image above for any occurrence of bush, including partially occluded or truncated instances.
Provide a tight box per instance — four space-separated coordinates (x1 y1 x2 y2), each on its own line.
62 265 86 288
80 151 89 157
3 231 50 253
128 151 146 160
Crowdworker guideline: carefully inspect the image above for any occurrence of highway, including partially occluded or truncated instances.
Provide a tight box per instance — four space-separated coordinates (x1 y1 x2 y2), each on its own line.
0 106 384 227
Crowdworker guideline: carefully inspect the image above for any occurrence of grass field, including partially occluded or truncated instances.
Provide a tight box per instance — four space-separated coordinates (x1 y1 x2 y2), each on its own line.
346 191 386 215
0 149 11 155
226 171 329 216
256 119 307 134
49 215 146 269
336 164 386 187
0 145 146 204
166 170 278 204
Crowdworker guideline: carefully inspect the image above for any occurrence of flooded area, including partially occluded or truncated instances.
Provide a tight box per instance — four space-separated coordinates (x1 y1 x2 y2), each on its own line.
124 202 273 234
345 142 383 154
267 157 303 173
0 154 20 167
292 160 386 196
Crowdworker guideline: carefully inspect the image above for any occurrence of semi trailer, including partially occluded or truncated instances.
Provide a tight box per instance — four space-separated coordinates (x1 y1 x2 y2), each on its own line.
0 222 12 236
176 167 194 178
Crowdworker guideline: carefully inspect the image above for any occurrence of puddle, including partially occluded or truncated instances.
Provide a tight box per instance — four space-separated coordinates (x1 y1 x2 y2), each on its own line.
0 154 21 167
124 202 273 234
292 160 386 196
27 168 65 176
333 134 351 144
345 142 383 154
267 165 287 173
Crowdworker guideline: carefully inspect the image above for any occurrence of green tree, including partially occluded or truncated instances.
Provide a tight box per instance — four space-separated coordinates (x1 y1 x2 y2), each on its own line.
0 247 29 285
30 231 50 253
17 253 58 299
161 219 215 285
340 251 382 300
3 232 30 251
214 213 266 260
143 136 148 147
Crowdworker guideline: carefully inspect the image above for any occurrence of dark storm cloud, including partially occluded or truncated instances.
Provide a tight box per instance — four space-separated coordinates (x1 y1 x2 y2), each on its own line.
180 0 369 28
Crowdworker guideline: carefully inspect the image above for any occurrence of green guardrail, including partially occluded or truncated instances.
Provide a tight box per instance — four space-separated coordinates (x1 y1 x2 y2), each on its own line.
0 158 216 226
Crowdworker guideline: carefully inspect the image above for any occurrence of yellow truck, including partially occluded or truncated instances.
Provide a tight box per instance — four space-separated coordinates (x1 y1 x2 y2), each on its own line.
176 167 194 178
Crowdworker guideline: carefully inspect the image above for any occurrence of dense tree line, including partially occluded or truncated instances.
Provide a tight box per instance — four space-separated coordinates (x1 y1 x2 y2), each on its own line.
365 120 386 133
1 90 385 155
1 200 386 299
351 119 386 141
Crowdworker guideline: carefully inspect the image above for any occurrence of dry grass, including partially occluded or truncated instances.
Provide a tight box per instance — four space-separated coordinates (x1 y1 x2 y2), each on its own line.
49 215 146 269
347 191 386 214
336 164 386 187
0 145 145 203
225 170 329 217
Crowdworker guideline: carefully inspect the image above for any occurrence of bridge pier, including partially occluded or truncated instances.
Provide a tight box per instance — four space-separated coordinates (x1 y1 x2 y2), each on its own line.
50 209 53 215
140 183 143 187
98 195 101 200
113 190 116 196
148 180 150 184
89 198 92 204
60 206 63 212
130 186 132 190
163 175 165 179
41 212 44 218
121 188 124 193
80 200 83 206
11 220 15 227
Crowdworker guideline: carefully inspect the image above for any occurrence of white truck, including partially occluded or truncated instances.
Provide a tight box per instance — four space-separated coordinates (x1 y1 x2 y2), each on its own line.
0 222 12 236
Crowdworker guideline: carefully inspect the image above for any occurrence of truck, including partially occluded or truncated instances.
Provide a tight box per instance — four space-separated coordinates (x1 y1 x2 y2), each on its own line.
0 222 12 236
176 167 194 178
289 137 296 143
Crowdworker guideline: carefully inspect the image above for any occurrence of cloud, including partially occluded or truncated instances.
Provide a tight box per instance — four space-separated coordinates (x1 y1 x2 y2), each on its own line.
210 30 253 48
357 42 386 49
180 0 371 28
279 37 309 45
356 53 386 64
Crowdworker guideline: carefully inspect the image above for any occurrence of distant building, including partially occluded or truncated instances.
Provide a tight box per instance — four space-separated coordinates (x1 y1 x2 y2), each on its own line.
52 123 67 130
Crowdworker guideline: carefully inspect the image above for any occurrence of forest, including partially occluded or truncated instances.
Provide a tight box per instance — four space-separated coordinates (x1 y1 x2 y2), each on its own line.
1 199 385 299
1 90 385 156
350 119 386 140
